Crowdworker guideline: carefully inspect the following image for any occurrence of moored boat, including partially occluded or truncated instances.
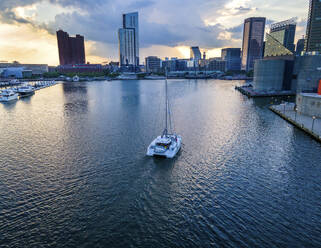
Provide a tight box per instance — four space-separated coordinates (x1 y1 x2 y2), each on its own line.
0 89 19 102
17 84 35 97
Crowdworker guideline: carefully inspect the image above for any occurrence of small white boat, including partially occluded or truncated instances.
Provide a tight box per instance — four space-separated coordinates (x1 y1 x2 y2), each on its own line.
147 79 182 158
73 75 80 82
145 75 166 80
0 89 19 102
117 74 137 80
17 84 35 97
9 79 20 85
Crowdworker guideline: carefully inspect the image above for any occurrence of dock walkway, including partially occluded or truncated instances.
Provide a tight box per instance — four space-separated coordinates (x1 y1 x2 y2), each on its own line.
270 104 321 143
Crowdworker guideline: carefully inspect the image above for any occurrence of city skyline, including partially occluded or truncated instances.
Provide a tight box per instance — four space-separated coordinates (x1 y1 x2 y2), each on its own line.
0 0 310 65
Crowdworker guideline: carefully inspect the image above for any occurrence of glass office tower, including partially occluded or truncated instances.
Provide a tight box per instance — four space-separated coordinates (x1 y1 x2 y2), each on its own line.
190 47 202 60
241 17 266 71
305 0 321 53
269 19 296 52
118 29 135 66
221 48 241 71
119 12 139 67
296 39 305 55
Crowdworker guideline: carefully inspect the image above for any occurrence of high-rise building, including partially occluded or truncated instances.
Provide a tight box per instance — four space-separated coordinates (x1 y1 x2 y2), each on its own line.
190 47 202 61
296 39 305 55
241 17 266 71
56 30 85 65
118 29 135 66
269 18 296 52
305 0 321 53
119 12 139 67
221 48 241 71
145 56 161 73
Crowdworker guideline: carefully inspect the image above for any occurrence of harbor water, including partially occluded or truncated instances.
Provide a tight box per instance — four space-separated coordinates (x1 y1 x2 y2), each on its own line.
0 80 320 247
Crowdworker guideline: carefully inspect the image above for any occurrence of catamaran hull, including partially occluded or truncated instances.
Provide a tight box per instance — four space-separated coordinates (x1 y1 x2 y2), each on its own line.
147 136 182 159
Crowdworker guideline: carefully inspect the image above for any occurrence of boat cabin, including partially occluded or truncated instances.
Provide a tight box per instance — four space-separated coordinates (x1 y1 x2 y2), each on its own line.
156 137 172 148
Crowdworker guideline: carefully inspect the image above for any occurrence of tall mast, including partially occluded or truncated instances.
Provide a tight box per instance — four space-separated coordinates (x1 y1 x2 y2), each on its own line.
165 78 168 135
163 68 168 137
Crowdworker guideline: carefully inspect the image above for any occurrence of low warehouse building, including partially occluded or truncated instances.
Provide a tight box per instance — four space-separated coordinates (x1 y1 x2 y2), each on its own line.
296 93 321 118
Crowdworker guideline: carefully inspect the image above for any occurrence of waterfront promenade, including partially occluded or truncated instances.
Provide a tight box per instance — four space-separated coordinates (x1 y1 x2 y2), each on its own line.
270 104 321 143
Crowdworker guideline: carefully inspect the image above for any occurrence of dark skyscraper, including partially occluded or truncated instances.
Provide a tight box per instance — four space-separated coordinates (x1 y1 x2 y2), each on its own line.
305 0 321 53
56 30 86 65
296 38 305 55
221 48 241 71
241 17 266 71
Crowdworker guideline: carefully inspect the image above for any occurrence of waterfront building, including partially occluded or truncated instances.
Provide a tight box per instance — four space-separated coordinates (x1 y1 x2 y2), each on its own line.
0 62 48 76
296 93 321 118
145 56 161 73
269 19 296 53
255 19 297 92
56 64 103 73
162 58 188 72
1 67 33 79
119 12 139 67
241 17 266 71
305 0 321 53
253 59 294 91
264 33 294 58
292 54 321 92
221 48 241 71
208 59 226 72
56 30 85 65
296 39 305 55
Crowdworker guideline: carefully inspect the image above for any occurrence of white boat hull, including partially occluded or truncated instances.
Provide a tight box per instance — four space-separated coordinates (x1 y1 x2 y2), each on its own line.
147 135 182 158
0 93 19 102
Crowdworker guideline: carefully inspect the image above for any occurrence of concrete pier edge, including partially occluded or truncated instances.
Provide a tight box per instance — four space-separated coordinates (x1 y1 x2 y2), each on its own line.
269 106 321 144
235 86 295 98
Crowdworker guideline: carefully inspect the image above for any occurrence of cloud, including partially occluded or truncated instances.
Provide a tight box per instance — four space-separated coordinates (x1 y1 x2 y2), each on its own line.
0 0 311 64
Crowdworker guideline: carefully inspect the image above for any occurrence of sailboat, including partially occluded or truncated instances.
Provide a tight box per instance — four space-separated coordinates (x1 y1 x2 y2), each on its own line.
147 79 182 158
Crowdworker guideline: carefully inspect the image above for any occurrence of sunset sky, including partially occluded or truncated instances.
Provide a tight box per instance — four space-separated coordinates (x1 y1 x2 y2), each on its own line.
0 0 309 66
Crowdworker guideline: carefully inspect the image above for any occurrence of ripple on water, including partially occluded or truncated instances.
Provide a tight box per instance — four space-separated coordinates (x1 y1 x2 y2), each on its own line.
0 80 320 248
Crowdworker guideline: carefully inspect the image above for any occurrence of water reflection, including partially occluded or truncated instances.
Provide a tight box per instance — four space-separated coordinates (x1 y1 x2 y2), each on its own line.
0 100 18 111
0 80 320 248
120 80 141 107
62 82 89 115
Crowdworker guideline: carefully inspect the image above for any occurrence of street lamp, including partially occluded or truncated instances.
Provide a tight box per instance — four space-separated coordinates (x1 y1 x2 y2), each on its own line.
312 116 316 132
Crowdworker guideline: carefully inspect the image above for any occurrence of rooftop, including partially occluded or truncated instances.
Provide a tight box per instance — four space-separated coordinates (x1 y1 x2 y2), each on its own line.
300 93 321 98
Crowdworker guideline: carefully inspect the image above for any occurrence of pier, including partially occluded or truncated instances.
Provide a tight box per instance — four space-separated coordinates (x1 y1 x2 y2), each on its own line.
270 104 321 143
235 85 296 98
